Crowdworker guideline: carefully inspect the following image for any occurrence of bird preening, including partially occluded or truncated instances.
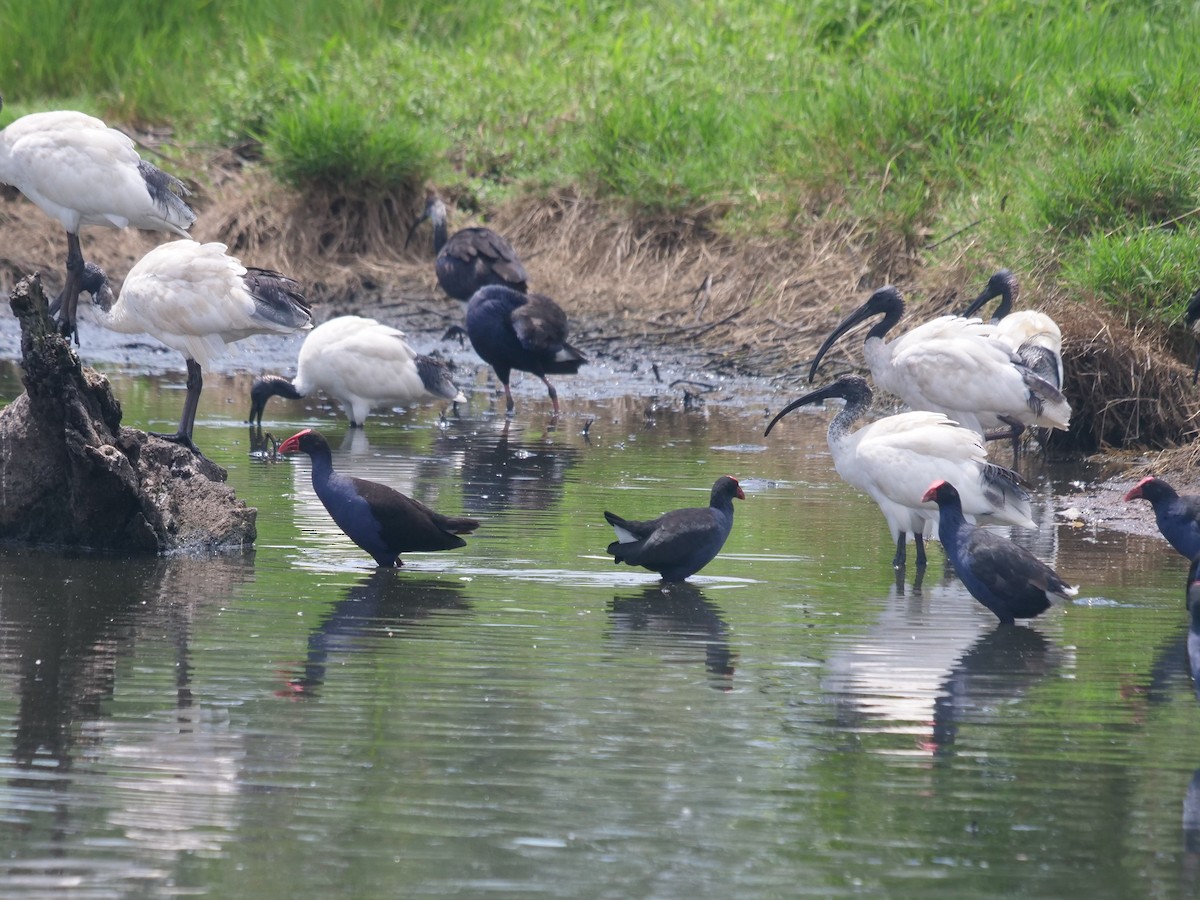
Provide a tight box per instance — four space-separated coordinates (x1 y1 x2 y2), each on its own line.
249 315 466 428
278 428 480 568
604 476 744 581
0 96 196 343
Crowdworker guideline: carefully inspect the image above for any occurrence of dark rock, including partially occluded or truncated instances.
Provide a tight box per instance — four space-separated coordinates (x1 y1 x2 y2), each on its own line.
0 274 256 553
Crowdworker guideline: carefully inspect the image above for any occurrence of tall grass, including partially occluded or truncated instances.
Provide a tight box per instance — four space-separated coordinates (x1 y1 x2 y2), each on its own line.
4 0 1200 319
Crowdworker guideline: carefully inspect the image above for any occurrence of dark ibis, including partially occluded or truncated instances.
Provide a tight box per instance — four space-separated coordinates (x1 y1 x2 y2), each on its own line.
809 285 1070 440
465 285 586 415
1186 289 1200 384
249 315 465 427
278 428 479 567
85 240 311 453
0 99 196 342
922 480 1077 624
1124 476 1200 560
604 476 744 581
407 192 527 302
962 269 1064 390
765 375 1034 568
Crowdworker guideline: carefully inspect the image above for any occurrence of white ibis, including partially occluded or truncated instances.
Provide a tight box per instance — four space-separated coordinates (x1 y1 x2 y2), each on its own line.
249 315 466 427
962 269 1064 390
809 285 1071 441
85 240 312 452
406 192 527 301
0 99 196 342
465 285 586 415
765 375 1035 569
604 476 744 581
922 480 1077 624
278 428 479 567
1124 476 1200 560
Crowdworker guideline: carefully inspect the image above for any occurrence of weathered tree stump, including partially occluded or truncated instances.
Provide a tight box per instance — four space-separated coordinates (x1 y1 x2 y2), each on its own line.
0 273 256 553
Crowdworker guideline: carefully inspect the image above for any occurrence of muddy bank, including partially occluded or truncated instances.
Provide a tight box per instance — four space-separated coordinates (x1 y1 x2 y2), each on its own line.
2 157 1197 460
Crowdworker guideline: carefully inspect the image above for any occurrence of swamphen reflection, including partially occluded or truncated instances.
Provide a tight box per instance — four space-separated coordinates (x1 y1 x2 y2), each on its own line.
604 476 744 581
279 429 479 567
922 480 1077 624
465 285 586 415
1124 476 1200 560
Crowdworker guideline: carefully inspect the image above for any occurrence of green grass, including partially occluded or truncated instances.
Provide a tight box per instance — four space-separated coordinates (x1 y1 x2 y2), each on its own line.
4 0 1200 321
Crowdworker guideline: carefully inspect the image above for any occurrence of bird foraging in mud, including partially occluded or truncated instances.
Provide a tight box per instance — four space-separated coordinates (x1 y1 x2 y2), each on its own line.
765 375 1034 569
0 97 196 343
406 192 528 302
922 480 1077 624
604 476 744 582
86 240 312 453
465 285 586 415
278 428 479 568
1124 476 1200 560
249 315 465 428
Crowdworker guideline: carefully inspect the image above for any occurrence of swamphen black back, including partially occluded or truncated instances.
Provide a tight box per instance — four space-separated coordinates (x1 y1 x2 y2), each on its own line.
465 285 586 414
279 429 479 567
1124 476 1200 560
604 476 744 581
923 479 1077 624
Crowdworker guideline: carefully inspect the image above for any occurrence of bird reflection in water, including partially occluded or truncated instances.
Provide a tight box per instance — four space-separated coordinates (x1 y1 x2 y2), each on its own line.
607 582 735 689
451 419 578 516
280 570 471 697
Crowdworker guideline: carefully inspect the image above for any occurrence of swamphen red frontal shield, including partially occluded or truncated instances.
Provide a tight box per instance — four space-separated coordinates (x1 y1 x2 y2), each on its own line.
604 476 744 582
279 429 479 567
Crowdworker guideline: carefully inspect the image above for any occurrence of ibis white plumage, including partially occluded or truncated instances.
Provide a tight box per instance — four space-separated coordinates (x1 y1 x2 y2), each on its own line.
249 315 466 427
809 285 1071 440
84 240 312 452
0 98 196 342
962 269 1064 390
765 374 1035 569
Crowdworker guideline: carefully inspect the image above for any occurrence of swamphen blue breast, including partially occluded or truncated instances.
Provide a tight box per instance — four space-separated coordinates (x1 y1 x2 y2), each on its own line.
923 480 1077 624
278 429 479 567
604 476 744 581
1124 476 1200 560
465 285 587 415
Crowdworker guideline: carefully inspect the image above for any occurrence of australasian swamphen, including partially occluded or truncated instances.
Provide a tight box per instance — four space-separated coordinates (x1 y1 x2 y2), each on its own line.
604 476 744 581
922 480 1077 624
278 429 479 567
249 315 464 427
406 193 528 301
1124 476 1200 560
0 98 196 343
465 284 586 415
85 240 312 454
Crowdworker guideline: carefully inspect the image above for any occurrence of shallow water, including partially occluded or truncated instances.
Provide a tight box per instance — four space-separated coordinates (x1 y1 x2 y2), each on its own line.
0 340 1196 899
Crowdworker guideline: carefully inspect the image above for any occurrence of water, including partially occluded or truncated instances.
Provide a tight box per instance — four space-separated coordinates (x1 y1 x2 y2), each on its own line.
0 343 1196 899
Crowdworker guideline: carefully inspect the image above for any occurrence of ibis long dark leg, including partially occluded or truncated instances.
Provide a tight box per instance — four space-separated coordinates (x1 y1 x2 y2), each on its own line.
152 359 203 454
893 535 906 569
914 533 927 568
53 232 85 344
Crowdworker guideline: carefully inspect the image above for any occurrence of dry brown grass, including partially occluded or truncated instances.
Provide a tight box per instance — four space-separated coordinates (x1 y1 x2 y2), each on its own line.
2 157 1198 460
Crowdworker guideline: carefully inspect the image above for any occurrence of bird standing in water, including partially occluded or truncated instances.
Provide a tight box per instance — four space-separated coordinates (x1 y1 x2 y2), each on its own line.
279 428 479 568
1124 476 1200 560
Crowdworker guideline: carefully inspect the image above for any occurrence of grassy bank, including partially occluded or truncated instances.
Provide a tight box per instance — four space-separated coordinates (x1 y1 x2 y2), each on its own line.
3 0 1200 322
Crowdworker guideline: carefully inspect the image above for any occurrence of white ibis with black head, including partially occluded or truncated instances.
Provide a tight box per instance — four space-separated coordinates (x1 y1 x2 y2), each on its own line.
249 315 465 427
809 285 1071 442
278 428 479 568
0 98 196 342
1124 476 1200 560
765 375 1035 569
961 269 1064 390
922 479 1077 624
465 285 586 415
406 192 527 302
604 476 744 582
85 240 312 452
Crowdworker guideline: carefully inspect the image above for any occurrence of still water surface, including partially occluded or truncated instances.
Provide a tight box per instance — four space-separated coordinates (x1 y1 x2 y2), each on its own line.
0 347 1196 898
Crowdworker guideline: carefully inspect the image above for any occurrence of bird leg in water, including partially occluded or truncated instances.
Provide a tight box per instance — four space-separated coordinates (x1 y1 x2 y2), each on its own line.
541 376 561 416
152 359 203 454
892 533 928 570
503 382 515 415
984 415 1026 461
